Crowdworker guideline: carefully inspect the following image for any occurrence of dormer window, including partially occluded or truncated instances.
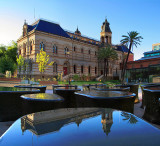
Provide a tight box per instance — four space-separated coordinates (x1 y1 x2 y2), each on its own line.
40 42 45 51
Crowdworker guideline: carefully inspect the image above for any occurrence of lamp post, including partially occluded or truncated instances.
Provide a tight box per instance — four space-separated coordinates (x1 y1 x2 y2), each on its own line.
66 51 71 85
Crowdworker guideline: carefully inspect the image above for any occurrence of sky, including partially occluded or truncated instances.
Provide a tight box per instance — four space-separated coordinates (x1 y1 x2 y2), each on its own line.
0 0 160 60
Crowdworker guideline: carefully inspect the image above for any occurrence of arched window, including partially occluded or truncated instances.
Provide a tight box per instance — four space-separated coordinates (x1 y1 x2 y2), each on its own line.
74 46 76 52
23 43 26 54
40 42 45 51
73 65 76 73
88 50 91 54
19 49 21 55
53 62 57 72
81 48 83 53
64 47 69 54
30 42 32 54
95 67 97 74
88 66 91 74
81 65 83 73
30 62 32 72
95 51 96 56
53 45 57 54
19 46 21 55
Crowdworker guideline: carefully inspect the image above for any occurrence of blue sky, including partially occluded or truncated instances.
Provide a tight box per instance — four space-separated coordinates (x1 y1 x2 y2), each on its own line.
0 0 160 60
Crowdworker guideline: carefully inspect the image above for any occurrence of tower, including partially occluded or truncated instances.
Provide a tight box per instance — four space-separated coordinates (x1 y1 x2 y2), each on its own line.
23 20 28 36
75 27 81 36
100 18 112 44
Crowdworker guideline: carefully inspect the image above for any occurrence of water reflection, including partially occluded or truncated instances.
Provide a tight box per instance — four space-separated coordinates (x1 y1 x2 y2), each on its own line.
101 110 113 135
1 108 160 146
121 112 138 124
21 108 113 136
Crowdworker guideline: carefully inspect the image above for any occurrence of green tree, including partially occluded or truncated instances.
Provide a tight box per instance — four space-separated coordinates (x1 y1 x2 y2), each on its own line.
0 45 6 57
98 45 118 80
36 49 54 80
0 55 16 74
16 55 25 78
120 31 143 84
6 41 18 63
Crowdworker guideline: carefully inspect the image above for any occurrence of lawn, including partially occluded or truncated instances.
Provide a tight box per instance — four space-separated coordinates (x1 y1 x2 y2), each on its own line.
58 80 120 86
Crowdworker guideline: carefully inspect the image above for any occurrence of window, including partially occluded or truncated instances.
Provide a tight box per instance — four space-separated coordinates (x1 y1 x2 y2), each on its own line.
74 65 76 73
95 51 96 56
74 47 76 52
95 67 97 74
40 42 45 51
53 62 57 72
81 48 83 53
19 49 21 55
23 43 26 54
81 65 83 73
53 45 57 54
30 42 32 54
88 50 91 54
30 62 32 71
64 47 69 54
88 66 91 74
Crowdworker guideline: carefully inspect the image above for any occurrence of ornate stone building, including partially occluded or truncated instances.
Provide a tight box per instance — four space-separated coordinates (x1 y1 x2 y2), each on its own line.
17 18 133 80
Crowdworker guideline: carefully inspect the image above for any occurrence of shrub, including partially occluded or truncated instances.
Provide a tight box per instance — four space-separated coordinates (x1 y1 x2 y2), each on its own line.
73 74 80 81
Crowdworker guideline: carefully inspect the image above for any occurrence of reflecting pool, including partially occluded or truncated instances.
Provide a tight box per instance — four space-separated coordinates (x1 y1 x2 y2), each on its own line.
1 108 160 146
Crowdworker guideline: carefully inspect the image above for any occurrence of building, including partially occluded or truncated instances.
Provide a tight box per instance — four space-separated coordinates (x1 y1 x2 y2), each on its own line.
17 18 133 80
126 43 160 82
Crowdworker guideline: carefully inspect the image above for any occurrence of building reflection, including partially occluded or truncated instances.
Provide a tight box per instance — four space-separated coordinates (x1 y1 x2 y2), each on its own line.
101 109 113 135
21 108 113 136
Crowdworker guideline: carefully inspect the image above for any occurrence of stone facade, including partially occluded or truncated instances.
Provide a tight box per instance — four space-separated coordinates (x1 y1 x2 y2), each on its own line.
17 19 132 80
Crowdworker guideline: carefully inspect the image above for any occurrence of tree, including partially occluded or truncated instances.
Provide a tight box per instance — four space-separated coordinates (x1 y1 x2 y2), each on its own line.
120 31 143 84
36 49 54 80
0 45 6 57
6 41 18 63
0 41 18 75
16 55 25 78
0 55 16 74
98 45 118 80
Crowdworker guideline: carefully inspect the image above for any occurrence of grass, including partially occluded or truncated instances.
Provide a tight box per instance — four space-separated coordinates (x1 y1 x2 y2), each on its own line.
58 80 121 86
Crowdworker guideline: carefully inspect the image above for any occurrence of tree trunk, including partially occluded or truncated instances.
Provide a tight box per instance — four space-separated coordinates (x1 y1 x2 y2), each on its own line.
106 59 109 80
104 59 106 81
122 43 132 84
121 53 125 80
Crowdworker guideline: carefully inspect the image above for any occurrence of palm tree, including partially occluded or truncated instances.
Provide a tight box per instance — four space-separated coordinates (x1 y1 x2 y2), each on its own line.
98 45 118 81
120 31 143 84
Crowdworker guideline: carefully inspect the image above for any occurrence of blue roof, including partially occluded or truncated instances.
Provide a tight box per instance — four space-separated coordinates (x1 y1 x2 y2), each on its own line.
144 50 160 55
116 45 132 53
137 56 160 61
28 19 70 38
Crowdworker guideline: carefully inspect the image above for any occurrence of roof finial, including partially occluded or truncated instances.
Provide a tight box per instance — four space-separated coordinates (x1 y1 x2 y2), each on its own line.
105 16 108 23
24 19 27 25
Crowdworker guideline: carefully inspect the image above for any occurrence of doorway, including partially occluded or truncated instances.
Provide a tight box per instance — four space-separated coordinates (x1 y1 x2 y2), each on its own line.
63 67 68 76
